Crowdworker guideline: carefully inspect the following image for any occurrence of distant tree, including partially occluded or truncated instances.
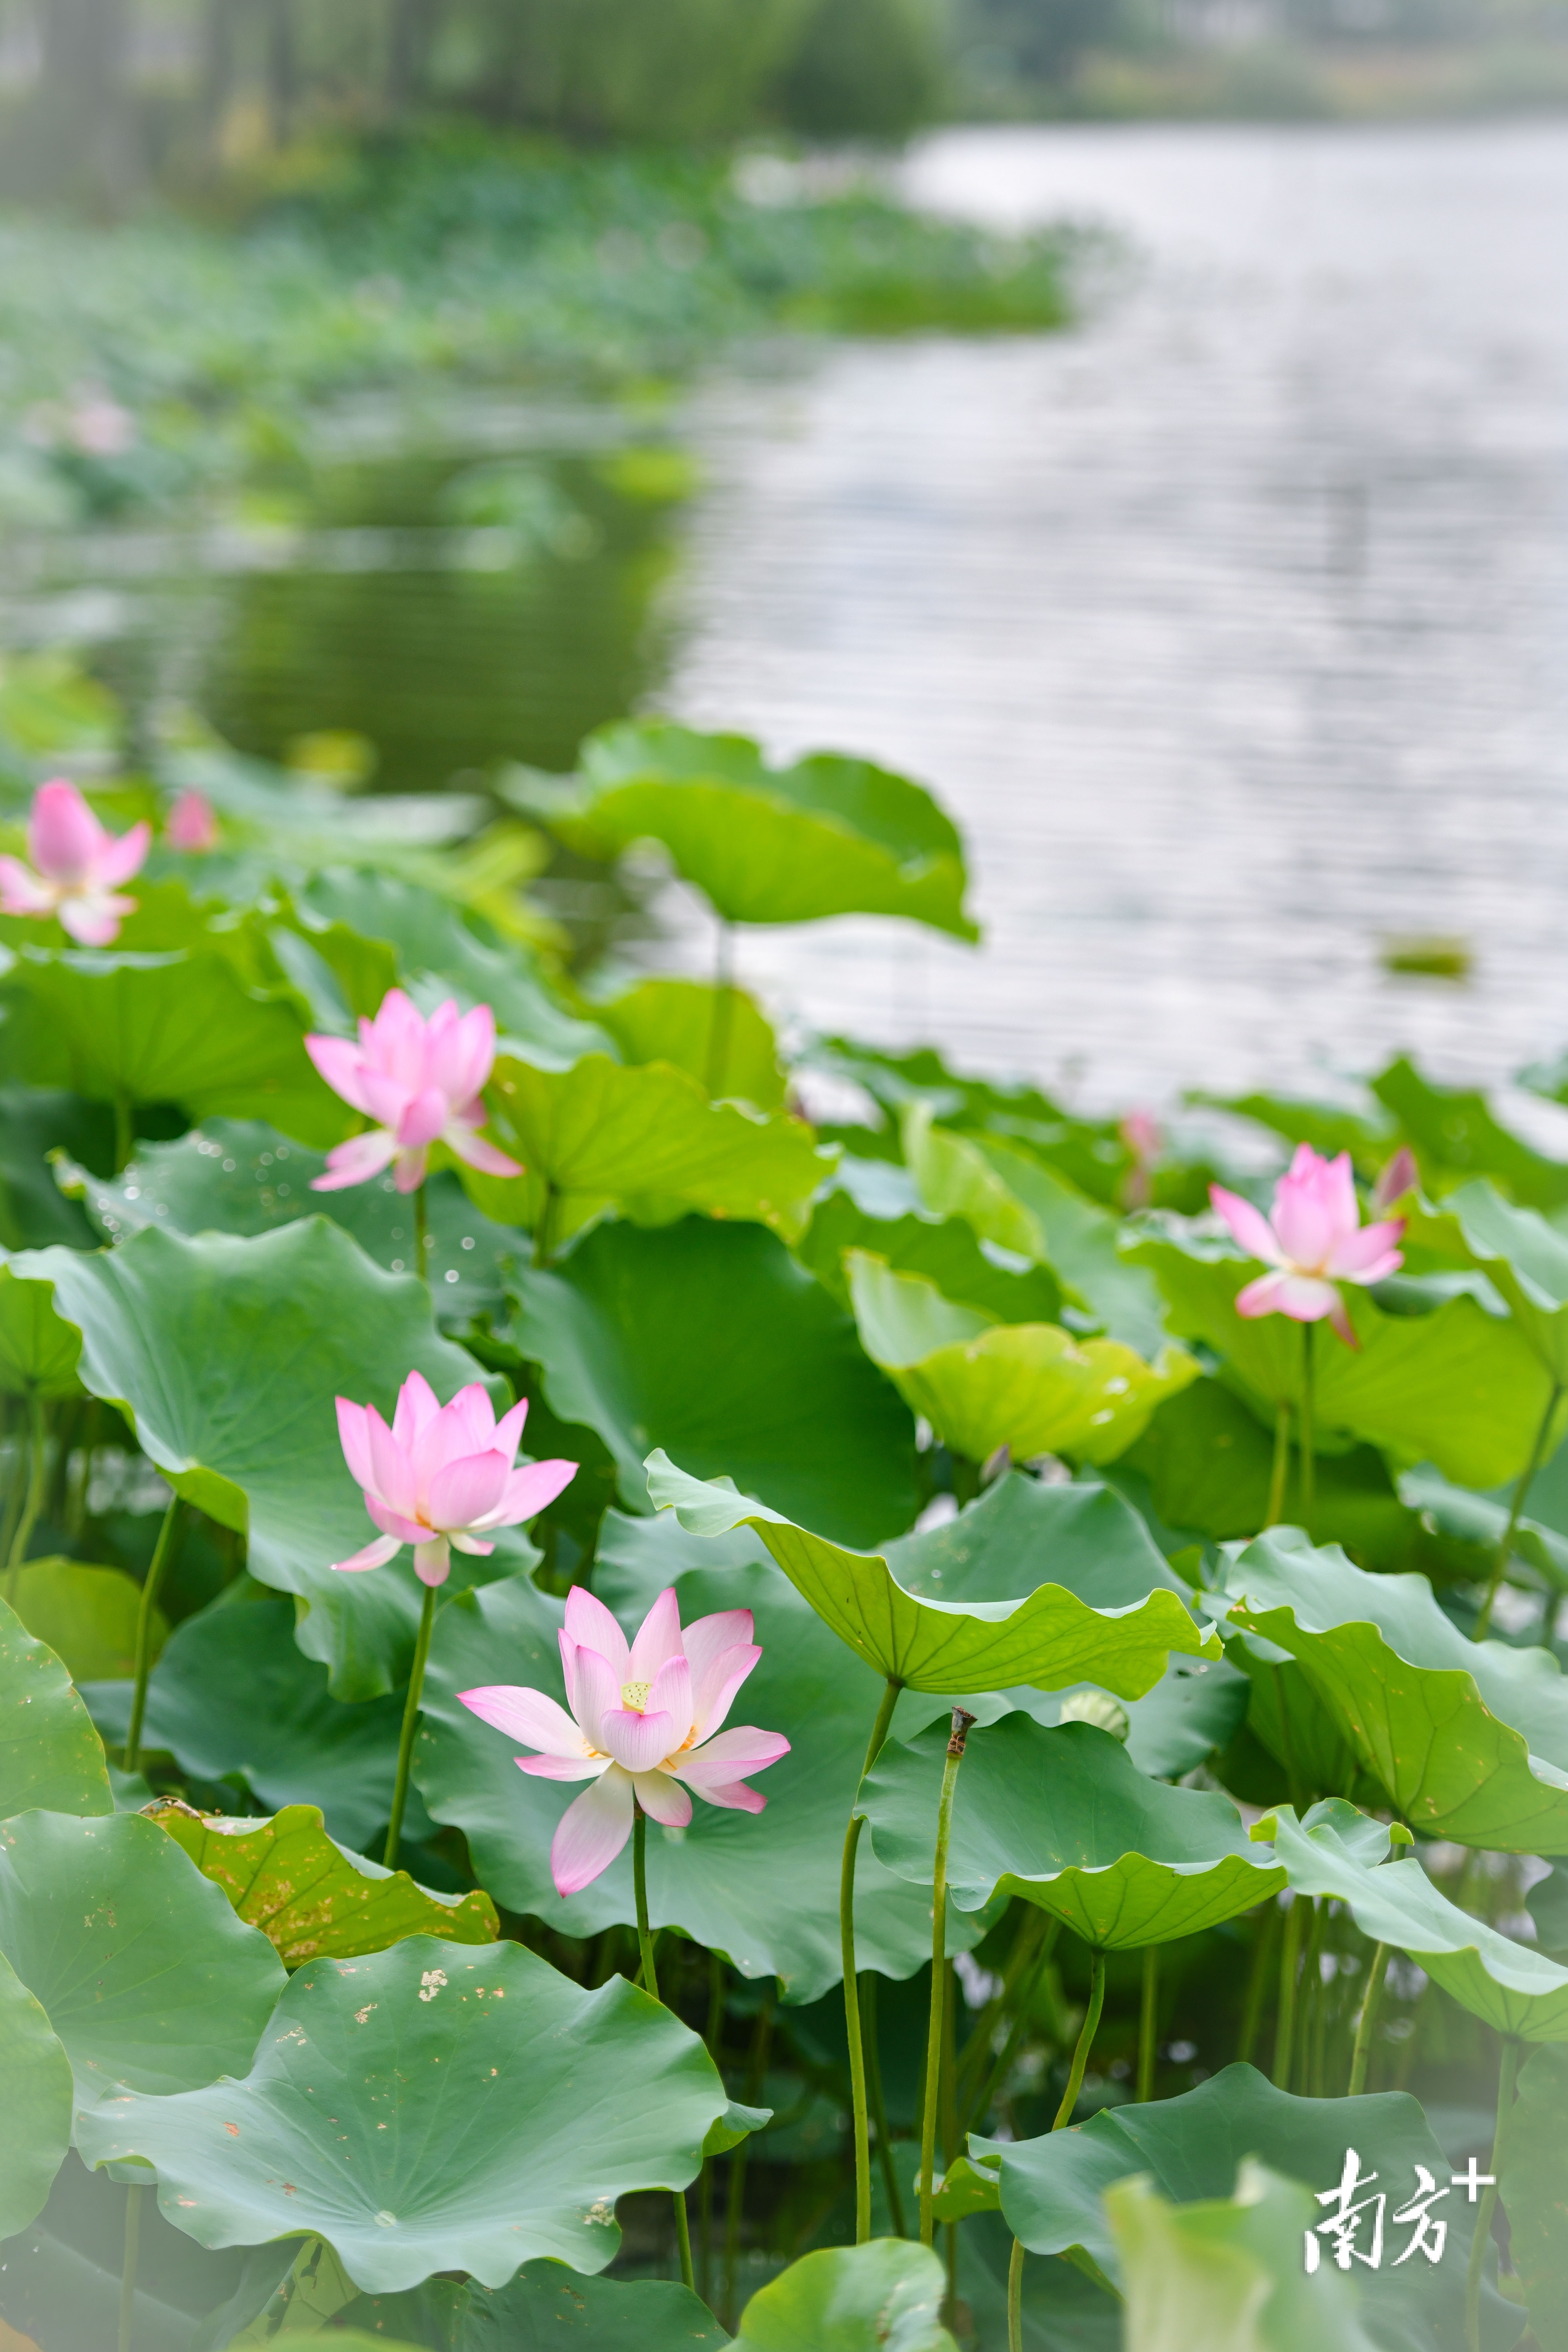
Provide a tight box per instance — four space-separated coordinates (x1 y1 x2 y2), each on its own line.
772 0 947 138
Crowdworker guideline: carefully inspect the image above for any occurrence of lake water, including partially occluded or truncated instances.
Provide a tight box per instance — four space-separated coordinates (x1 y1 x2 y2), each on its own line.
663 122 1568 1111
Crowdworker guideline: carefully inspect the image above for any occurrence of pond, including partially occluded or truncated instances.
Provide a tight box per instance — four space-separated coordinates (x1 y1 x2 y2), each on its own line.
17 120 1568 1109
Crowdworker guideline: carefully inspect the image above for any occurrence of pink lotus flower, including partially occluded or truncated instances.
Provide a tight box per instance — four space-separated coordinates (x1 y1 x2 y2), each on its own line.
165 789 218 852
305 988 523 1195
332 1368 577 1586
0 779 149 946
460 1586 790 1896
1372 1144 1419 1214
1210 1143 1404 1348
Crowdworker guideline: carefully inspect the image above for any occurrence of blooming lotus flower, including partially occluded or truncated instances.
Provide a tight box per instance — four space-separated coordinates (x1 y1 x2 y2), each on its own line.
1210 1143 1404 1348
165 789 218 852
332 1368 576 1586
0 778 149 946
460 1585 790 1896
305 987 523 1195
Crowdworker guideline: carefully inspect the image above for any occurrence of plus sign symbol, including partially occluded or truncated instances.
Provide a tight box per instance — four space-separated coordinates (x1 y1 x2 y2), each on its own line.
1451 2158 1496 2204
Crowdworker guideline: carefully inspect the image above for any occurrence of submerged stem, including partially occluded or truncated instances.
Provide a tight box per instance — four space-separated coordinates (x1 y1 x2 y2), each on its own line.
114 1092 134 1176
1238 1900 1281 2069
117 2183 142 2352
1137 1944 1161 2105
633 1804 695 2293
1475 1381 1562 1641
4 1388 47 1607
1347 1942 1390 2098
1052 1949 1106 2132
1298 1321 1315 1521
862 1970 907 2237
1007 2234 1025 2352
920 1710 975 2249
1272 1894 1306 2092
1267 1401 1290 1527
382 1579 436 1870
1465 2038 1520 2352
123 1494 185 1775
843 1674 902 2245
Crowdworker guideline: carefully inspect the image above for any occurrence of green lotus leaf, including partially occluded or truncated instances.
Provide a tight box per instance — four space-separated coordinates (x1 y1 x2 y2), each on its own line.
1218 1628 1384 1808
464 1053 830 1245
1499 2044 1568 2351
14 1221 510 1700
509 1218 917 1548
1403 1179 1568 1385
0 1086 108 1250
796 1185 1062 1325
1107 2162 1377 2352
9 1558 165 1683
846 1250 1196 1466
929 2153 1002 2224
65 1124 524 1324
1372 1055 1568 1211
594 976 785 1107
0 1597 112 1819
149 1801 499 1967
1196 1086 1394 1168
333 2263 732 2350
975 2062 1491 2352
731 2239 956 2352
0 1810 285 2108
0 1254 83 1396
505 718 977 940
705 2099 773 2160
1126 1221 1551 1488
862 1714 1281 1947
0 943 343 1143
1528 1863 1568 1952
646 1455 1220 1695
1223 1528 1568 1849
0 1943 73 2236
1263 1798 1568 2040
83 1593 429 1853
0 2151 298 2352
75 1936 728 2294
416 1551 997 2003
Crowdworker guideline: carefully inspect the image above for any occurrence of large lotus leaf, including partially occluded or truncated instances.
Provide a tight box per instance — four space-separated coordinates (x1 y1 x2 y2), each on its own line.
75 1935 728 2293
1219 1627 1385 1808
1403 1180 1568 1384
66 1124 524 1324
1500 2044 1568 2351
0 1810 285 2108
594 976 785 1107
150 1802 498 1967
731 2241 954 2352
861 1714 1279 1948
416 1556 995 2004
796 1185 1063 1325
334 2263 733 2350
14 1221 509 1700
846 1250 1196 1466
1223 1528 1568 1849
0 1254 83 1396
1372 1055 1568 1211
0 943 343 1142
1264 1800 1568 2041
9 1558 165 1682
1198 1087 1394 1168
509 1218 916 1548
1127 1222 1550 1488
0 1086 109 1250
1107 2163 1378 2352
464 1053 830 1245
647 1455 1219 1696
0 1943 72 2235
83 1593 429 1853
0 1597 112 1818
0 2151 298 2352
505 719 977 939
975 2063 1490 2352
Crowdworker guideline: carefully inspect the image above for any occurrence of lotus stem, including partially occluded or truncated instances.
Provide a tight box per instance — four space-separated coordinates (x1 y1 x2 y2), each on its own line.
1297 1321 1315 1522
920 1709 975 2249
1465 2037 1520 2352
114 1091 134 1175
842 1673 902 2245
1238 1900 1280 2068
413 1181 430 1292
123 1494 185 1775
4 1388 47 1606
1305 1900 1329 2096
1272 1893 1305 2091
862 1969 907 2237
960 1916 1060 2140
1007 2233 1025 2352
632 1804 697 2293
117 2183 142 2352
724 1981 775 2326
1347 1941 1389 2097
1267 1400 1290 1527
955 1902 1045 2107
1052 1949 1105 2132
706 922 735 1096
1475 1381 1562 1641
382 1579 435 1869
1137 1944 1160 2105
700 1952 725 2300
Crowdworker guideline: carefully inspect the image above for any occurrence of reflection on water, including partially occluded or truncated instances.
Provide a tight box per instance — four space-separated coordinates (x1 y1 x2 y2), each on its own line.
663 122 1568 1105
